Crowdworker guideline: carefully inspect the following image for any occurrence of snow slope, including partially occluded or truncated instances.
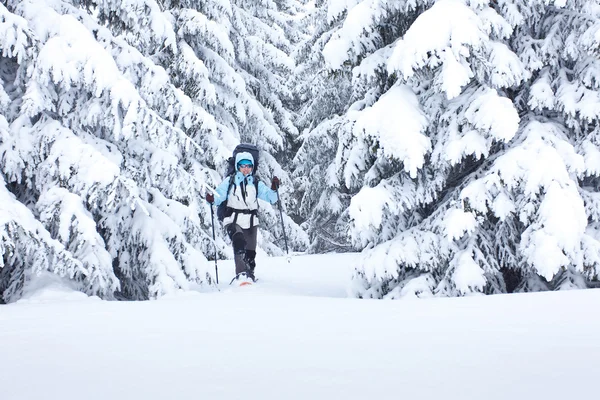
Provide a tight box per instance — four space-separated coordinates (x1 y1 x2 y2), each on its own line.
1 253 599 400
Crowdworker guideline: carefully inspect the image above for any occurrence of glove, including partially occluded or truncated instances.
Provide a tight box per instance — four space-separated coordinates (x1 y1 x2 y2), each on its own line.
271 176 280 191
206 192 214 204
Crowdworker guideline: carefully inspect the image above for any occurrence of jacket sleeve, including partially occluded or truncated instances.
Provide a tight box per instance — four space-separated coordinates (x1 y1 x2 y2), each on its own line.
257 180 278 204
213 178 231 206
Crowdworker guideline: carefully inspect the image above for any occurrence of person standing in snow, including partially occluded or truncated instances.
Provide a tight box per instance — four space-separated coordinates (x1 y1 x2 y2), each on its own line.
206 151 280 284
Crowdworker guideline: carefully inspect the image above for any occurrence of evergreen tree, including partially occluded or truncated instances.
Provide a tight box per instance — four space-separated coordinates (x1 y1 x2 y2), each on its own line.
296 0 600 297
130 0 307 253
291 0 355 252
0 0 307 302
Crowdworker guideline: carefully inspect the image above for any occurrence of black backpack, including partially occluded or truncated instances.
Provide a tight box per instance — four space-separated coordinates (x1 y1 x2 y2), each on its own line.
217 143 260 221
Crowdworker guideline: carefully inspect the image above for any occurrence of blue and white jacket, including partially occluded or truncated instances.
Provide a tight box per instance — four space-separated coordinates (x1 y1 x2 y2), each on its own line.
213 152 278 229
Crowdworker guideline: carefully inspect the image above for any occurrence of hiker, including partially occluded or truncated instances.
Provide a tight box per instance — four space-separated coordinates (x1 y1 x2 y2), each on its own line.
206 150 280 283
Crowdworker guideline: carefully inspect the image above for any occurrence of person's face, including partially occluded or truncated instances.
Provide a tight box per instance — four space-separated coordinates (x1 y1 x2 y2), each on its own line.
238 164 253 176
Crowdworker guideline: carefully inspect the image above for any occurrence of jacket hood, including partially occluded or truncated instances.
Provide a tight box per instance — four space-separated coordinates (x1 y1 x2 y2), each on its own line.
235 151 254 166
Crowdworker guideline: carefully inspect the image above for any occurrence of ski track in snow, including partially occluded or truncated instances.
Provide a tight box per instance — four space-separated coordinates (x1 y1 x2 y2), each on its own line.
1 253 599 400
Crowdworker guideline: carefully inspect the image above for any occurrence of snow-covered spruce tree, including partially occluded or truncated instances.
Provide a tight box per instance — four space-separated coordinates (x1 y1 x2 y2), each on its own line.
89 0 308 254
156 0 309 254
0 2 106 302
0 0 220 301
0 0 307 301
290 0 356 252
309 0 600 298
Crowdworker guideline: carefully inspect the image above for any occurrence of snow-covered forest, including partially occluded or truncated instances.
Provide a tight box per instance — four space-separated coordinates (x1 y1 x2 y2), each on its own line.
1 0 600 303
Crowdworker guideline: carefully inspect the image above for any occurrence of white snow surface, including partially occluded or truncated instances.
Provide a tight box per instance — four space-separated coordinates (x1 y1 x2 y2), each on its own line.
1 253 599 400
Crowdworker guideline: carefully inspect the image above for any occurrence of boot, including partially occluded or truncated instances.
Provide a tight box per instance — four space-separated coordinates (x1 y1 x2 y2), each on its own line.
244 250 256 275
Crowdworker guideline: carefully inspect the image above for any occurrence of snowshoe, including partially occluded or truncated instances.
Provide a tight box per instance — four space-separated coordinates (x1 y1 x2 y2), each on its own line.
230 271 256 286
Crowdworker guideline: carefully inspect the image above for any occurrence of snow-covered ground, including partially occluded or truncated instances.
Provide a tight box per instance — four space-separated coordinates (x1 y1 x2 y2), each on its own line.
1 253 599 400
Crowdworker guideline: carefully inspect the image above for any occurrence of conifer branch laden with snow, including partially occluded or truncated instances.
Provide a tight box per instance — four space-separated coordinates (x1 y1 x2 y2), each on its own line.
0 0 306 302
295 0 600 297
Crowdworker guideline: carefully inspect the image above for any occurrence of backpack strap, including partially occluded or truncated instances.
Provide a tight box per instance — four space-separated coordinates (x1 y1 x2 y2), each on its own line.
227 174 235 195
252 175 260 227
231 208 258 226
219 174 235 220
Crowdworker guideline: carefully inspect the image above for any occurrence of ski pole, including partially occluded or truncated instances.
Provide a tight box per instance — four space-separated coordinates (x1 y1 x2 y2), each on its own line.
209 203 219 284
276 187 289 255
